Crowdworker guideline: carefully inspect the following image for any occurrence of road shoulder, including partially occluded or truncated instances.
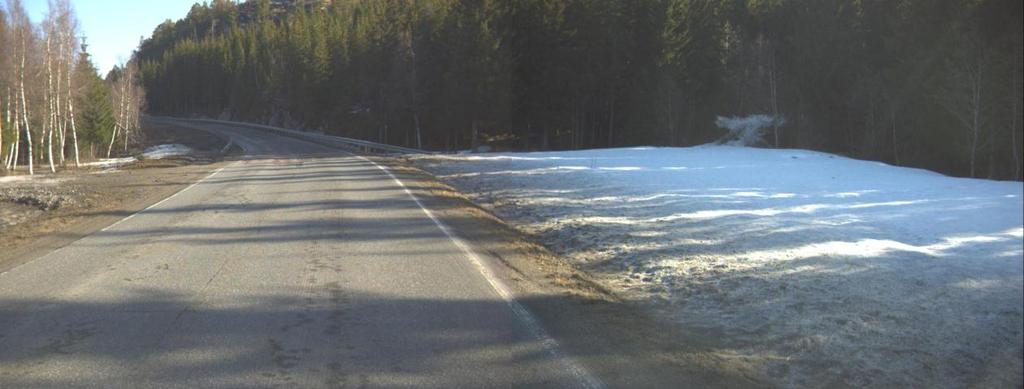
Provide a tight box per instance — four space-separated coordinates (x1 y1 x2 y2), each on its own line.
375 156 771 388
0 122 234 273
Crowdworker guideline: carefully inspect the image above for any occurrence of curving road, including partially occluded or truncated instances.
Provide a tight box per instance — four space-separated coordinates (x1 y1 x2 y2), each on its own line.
0 121 599 388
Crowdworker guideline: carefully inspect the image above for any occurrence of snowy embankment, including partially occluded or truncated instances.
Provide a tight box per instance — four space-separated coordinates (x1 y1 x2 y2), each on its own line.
82 157 136 168
412 146 1024 387
141 143 192 159
80 144 193 169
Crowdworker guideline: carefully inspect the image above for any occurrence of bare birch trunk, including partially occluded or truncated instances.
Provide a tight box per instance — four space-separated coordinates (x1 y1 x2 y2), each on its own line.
8 92 19 170
56 30 65 165
68 88 80 166
45 34 57 173
69 28 80 166
19 39 33 175
0 93 4 168
106 124 119 158
120 74 129 153
4 92 12 169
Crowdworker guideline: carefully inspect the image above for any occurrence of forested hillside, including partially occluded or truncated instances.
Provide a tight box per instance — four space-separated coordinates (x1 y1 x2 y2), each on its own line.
136 0 1023 180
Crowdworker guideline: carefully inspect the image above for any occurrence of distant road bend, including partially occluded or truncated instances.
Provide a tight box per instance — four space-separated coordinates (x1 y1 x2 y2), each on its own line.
0 120 602 388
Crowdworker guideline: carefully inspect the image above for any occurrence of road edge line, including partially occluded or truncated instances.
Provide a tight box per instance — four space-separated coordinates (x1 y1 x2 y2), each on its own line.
357 155 605 389
0 161 239 277
99 162 237 233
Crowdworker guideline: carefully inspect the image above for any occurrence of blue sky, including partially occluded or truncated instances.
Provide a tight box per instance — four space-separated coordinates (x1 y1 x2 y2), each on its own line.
25 0 200 75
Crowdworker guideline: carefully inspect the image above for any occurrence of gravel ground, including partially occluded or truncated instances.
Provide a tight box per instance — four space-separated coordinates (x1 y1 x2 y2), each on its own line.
0 121 231 269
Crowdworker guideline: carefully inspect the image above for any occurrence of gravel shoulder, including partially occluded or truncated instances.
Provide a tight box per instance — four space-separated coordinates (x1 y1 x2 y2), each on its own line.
376 158 769 387
0 121 235 273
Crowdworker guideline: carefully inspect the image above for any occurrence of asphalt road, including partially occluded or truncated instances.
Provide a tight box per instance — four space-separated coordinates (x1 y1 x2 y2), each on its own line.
0 122 600 388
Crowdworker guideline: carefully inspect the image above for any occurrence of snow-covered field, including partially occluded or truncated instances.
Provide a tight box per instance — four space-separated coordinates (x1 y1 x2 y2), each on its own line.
412 146 1024 387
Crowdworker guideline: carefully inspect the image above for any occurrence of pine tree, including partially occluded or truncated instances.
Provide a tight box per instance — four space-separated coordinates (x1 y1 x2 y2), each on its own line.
75 50 114 156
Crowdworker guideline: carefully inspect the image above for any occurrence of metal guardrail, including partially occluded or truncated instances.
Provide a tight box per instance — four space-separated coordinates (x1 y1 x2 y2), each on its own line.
155 116 432 155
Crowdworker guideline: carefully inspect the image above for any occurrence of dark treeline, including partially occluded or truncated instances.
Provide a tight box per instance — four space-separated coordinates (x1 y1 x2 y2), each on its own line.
137 0 1023 179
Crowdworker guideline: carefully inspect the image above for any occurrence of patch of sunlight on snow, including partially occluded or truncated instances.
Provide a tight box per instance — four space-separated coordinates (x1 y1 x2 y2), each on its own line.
629 230 668 238
996 249 1023 258
438 166 588 179
926 234 1008 253
1004 227 1024 238
464 155 587 161
658 204 829 222
790 239 933 258
846 200 929 209
142 144 192 159
589 193 747 203
569 198 943 226
823 190 880 198
82 157 136 168
811 214 865 226
0 176 65 184
731 191 796 199
730 230 1023 263
953 278 1009 291
575 205 829 225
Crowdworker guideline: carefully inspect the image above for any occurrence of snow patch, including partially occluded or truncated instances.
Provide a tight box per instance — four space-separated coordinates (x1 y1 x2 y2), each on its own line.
142 144 192 159
82 157 136 168
413 145 1024 387
0 176 66 184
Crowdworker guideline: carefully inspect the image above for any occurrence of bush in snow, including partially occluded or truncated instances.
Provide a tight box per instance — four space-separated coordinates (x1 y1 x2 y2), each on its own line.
715 114 785 147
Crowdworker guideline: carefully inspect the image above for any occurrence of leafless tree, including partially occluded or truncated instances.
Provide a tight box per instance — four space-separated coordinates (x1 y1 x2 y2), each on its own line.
43 0 79 167
1008 32 1023 180
936 35 992 178
6 0 34 175
44 22 56 172
107 60 142 157
0 9 6 168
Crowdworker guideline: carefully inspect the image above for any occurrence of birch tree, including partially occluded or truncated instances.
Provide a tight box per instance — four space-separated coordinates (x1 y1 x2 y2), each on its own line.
1 9 7 168
44 24 56 172
52 0 79 167
6 0 33 175
107 61 141 157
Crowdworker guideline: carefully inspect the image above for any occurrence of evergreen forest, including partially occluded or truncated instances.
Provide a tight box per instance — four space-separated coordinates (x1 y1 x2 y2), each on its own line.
136 0 1024 179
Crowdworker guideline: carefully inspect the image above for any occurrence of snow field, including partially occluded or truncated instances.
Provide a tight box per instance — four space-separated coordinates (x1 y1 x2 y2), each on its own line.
412 145 1023 387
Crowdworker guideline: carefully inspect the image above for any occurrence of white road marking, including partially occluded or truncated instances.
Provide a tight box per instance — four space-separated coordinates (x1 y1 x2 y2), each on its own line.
1 161 239 277
99 162 238 232
358 155 606 389
134 120 602 387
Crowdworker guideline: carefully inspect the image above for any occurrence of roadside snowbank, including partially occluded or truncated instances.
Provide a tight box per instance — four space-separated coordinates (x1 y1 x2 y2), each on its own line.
142 143 192 159
82 157 136 168
413 145 1023 387
0 176 66 184
77 144 192 170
